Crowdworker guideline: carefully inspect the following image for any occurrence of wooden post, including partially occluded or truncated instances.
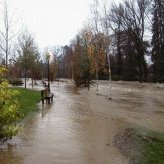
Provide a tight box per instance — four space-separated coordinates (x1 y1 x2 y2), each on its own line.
41 90 44 104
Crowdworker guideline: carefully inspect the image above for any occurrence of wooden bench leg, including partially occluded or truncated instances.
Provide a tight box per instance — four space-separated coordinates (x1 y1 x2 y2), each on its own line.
46 98 48 104
42 98 44 105
42 97 53 104
48 98 50 104
51 96 53 102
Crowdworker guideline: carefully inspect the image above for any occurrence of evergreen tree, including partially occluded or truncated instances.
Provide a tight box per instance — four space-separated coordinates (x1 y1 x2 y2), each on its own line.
152 0 164 82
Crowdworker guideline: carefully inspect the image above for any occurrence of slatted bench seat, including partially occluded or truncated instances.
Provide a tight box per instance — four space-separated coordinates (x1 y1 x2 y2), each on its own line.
41 89 54 104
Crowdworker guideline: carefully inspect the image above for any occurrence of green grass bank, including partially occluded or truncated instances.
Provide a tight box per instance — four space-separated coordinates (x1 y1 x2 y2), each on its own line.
13 88 41 117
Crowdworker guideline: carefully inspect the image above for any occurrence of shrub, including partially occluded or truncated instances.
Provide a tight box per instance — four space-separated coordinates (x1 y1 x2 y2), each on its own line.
0 67 22 142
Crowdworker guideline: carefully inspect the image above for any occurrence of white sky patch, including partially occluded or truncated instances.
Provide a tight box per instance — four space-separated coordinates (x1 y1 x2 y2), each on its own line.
1 0 121 51
14 0 92 49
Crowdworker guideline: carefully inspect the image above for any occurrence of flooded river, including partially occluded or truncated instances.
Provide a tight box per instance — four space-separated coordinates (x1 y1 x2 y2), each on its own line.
0 81 164 164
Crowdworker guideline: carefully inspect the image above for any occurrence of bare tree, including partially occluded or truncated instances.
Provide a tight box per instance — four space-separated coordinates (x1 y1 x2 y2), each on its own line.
100 0 112 99
91 0 101 94
17 32 39 89
0 0 16 68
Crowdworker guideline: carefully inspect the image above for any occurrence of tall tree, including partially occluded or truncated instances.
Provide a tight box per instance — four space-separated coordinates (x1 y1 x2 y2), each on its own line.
69 27 94 87
60 45 73 79
109 0 150 82
17 32 39 89
152 0 164 82
109 4 124 77
91 0 101 94
71 36 83 86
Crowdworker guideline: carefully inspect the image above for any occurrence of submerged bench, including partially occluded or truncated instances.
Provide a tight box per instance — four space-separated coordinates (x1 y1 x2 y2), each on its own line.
41 89 54 104
10 80 24 86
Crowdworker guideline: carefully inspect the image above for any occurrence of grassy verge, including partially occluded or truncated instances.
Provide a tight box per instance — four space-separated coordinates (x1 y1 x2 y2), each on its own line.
115 127 164 164
136 128 164 164
13 88 41 117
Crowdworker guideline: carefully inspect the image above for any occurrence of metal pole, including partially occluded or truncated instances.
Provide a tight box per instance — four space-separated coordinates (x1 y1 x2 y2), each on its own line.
96 66 99 95
107 53 112 100
24 54 27 90
25 69 27 90
95 36 99 95
48 59 50 92
58 58 59 85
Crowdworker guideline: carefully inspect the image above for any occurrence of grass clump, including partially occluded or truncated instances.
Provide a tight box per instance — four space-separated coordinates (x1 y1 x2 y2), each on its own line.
136 128 164 164
115 127 164 164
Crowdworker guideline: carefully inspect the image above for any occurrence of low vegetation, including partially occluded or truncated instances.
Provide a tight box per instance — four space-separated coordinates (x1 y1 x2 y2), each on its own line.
115 127 164 164
0 80 21 142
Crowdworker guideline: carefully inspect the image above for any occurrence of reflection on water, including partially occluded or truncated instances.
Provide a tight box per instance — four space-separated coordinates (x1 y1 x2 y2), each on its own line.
0 83 128 164
0 144 23 164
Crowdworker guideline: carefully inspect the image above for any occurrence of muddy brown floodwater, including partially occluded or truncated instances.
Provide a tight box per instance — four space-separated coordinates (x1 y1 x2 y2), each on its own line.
0 81 164 164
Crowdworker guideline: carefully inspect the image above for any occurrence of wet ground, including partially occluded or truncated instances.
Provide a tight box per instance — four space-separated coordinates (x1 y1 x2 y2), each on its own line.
0 80 164 164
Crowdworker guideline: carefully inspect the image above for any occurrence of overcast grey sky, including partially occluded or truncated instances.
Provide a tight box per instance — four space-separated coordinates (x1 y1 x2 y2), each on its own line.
13 0 92 49
13 0 119 50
